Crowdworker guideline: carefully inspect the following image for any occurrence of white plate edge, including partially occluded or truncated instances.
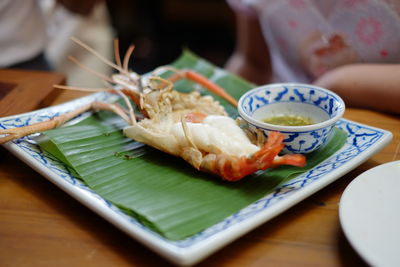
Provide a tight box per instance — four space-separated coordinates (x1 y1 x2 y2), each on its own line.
338 160 400 267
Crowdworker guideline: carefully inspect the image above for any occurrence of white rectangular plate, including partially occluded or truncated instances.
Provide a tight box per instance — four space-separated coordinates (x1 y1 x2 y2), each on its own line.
0 92 393 266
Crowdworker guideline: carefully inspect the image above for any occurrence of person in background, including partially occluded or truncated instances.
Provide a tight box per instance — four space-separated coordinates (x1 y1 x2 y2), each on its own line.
0 0 103 71
225 0 400 114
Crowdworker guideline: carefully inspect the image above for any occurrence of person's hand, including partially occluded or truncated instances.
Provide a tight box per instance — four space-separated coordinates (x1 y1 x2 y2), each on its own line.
57 0 103 16
314 63 400 115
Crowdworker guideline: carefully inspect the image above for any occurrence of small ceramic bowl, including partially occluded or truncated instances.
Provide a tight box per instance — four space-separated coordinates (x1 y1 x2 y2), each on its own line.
238 83 345 154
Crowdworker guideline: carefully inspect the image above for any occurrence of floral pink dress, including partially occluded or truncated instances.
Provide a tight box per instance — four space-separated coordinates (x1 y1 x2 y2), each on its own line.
229 0 400 83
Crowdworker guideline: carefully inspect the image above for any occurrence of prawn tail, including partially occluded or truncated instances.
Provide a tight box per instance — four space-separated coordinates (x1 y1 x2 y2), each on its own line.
252 131 306 169
272 154 307 168
199 131 306 182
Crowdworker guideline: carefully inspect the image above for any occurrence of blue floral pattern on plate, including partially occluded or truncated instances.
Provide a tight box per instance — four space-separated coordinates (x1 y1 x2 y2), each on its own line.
0 92 392 266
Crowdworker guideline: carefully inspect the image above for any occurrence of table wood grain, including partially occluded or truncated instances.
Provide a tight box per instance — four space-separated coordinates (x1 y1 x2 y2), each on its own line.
0 70 399 266
0 69 65 117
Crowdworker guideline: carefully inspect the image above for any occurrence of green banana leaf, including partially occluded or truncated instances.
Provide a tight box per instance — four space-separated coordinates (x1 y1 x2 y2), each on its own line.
39 51 347 240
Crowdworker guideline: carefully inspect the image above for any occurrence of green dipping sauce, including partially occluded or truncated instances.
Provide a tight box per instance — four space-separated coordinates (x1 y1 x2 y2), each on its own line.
263 115 314 126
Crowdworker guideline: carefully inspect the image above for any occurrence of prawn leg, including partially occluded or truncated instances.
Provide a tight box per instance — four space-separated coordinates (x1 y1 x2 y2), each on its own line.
0 101 132 144
166 69 238 107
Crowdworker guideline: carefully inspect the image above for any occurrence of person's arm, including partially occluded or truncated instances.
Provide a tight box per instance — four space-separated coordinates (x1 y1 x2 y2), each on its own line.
225 4 271 85
314 64 400 115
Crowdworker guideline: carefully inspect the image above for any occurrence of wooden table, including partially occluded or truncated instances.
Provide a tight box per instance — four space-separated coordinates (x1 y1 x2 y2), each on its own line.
0 70 399 266
0 69 65 117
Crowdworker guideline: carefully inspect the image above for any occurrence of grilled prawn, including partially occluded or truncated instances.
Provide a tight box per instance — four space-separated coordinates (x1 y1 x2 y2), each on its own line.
0 38 305 181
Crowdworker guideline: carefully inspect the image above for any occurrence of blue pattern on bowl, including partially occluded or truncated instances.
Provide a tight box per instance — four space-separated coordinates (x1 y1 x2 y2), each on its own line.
238 84 345 154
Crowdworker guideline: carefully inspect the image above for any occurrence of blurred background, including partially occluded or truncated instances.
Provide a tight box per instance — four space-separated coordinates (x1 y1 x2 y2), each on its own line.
43 0 235 87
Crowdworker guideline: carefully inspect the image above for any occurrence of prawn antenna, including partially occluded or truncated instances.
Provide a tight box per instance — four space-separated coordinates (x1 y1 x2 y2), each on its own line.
113 39 123 69
123 45 135 74
68 55 115 84
70 36 129 76
53 85 109 92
